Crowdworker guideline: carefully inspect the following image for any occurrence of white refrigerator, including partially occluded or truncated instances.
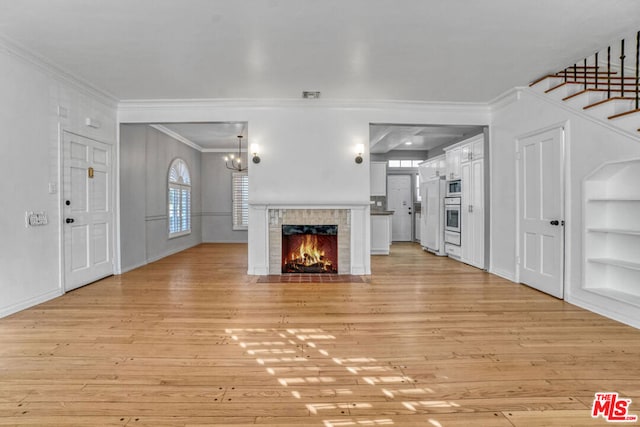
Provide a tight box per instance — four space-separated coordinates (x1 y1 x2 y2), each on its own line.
420 176 447 256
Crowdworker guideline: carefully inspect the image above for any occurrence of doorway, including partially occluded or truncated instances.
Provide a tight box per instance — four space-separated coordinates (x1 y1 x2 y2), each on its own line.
63 132 114 291
387 174 413 241
516 126 565 299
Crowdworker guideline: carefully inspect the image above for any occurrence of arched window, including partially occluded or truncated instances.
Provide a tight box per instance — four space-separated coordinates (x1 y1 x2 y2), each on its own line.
168 158 191 237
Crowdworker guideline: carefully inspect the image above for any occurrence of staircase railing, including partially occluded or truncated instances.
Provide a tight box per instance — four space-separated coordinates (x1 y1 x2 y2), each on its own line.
554 30 640 109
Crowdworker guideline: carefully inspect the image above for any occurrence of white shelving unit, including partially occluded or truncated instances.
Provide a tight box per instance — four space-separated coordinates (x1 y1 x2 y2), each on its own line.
584 159 640 306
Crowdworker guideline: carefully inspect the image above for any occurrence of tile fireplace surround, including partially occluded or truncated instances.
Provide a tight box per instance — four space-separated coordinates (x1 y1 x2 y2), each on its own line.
248 203 370 276
269 209 351 275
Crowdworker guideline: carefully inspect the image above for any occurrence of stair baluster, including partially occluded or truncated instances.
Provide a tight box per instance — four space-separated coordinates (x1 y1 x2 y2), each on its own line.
607 46 611 99
621 39 626 98
595 52 599 89
636 31 640 110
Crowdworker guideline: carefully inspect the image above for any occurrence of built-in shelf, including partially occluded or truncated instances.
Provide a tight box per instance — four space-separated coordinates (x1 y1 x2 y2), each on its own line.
587 228 640 236
583 158 640 307
588 257 640 272
586 287 640 308
586 197 640 202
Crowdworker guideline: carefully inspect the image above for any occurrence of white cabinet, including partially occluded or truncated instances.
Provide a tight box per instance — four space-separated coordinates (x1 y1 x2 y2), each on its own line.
461 158 484 268
460 138 485 269
445 147 462 180
371 214 392 255
419 155 446 180
584 159 640 306
370 161 387 196
460 135 484 163
444 135 483 181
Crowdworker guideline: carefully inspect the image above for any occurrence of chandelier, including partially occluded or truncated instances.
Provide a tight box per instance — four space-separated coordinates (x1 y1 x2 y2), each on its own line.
224 135 247 172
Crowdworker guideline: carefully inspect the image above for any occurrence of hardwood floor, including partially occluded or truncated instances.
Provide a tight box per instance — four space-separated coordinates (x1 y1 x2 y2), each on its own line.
1 243 639 426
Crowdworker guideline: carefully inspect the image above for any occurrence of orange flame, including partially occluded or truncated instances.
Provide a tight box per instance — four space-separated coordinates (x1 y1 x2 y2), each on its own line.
288 235 331 267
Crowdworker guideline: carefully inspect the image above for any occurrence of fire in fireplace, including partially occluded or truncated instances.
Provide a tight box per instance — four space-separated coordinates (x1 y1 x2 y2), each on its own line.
282 225 338 274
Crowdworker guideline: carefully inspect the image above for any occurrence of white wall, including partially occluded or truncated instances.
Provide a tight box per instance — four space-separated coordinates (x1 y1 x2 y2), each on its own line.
0 39 117 317
119 125 202 271
202 152 248 243
490 88 640 328
119 100 491 275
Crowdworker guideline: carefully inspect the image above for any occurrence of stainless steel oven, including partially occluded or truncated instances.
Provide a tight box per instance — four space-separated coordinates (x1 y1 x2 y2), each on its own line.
444 196 461 236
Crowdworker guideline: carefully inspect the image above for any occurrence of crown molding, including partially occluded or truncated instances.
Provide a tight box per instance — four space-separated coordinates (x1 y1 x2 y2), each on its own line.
149 125 203 152
118 97 490 114
0 34 118 108
488 87 523 112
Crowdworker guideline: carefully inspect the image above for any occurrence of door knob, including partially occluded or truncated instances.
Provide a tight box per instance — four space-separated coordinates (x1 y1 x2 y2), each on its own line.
550 220 559 226
66 218 75 224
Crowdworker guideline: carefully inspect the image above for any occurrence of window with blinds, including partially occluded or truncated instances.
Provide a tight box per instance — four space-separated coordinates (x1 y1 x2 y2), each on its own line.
168 158 191 237
232 172 249 230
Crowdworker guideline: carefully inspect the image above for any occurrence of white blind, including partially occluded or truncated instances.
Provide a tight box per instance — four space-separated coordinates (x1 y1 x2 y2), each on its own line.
232 172 248 230
168 158 191 237
168 183 191 236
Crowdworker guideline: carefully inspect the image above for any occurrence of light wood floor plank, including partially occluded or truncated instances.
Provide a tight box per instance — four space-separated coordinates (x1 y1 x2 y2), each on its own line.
1 242 639 426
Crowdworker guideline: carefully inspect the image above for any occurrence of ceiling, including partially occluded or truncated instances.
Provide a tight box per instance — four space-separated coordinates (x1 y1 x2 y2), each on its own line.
156 122 247 150
370 124 483 154
1 0 639 103
2 1 638 153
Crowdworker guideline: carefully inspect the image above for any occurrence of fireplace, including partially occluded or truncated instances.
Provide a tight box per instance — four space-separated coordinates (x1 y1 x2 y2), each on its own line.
282 225 338 274
267 208 352 275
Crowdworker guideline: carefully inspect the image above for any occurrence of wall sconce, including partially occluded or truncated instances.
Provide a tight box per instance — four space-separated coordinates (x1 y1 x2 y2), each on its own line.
251 143 261 164
355 143 365 164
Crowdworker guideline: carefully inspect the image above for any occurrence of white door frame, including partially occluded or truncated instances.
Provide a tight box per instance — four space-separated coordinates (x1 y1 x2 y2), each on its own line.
514 122 568 296
60 129 117 292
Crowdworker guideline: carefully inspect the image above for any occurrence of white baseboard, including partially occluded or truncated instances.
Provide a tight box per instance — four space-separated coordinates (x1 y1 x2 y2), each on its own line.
248 266 269 275
567 294 640 330
489 267 516 282
0 289 63 319
146 242 200 264
120 260 148 274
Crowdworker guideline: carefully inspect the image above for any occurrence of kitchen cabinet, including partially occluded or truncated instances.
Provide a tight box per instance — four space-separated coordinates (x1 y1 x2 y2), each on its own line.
461 135 484 163
460 147 484 269
419 155 446 180
370 161 387 196
584 159 640 306
371 212 393 255
445 146 462 180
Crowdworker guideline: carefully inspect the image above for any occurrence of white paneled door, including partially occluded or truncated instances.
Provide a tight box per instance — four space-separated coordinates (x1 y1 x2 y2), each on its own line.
517 127 565 299
63 132 113 291
387 174 413 241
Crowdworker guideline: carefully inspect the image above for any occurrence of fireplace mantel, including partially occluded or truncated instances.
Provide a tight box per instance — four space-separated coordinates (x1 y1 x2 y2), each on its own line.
247 202 371 276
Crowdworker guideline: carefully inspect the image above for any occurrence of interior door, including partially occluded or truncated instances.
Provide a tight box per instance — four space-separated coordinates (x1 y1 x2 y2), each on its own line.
387 174 412 241
63 132 113 291
517 127 564 298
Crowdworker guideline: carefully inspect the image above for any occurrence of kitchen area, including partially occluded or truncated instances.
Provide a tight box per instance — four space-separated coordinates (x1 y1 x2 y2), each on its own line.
369 123 488 270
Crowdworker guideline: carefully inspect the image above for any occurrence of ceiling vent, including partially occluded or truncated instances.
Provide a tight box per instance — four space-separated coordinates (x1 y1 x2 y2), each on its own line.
302 91 321 99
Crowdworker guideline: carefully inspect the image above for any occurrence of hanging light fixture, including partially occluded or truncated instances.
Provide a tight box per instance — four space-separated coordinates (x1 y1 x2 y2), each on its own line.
224 135 247 172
